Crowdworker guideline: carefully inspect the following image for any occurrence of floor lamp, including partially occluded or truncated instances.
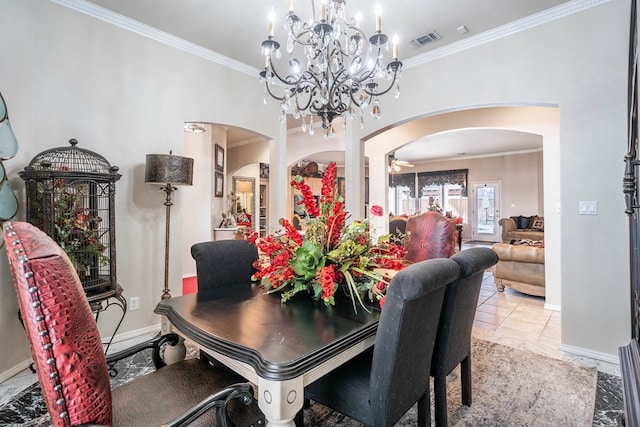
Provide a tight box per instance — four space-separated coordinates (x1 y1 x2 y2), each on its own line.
145 151 194 300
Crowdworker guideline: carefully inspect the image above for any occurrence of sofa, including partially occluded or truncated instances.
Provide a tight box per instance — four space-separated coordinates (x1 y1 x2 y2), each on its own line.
491 242 545 296
498 216 544 242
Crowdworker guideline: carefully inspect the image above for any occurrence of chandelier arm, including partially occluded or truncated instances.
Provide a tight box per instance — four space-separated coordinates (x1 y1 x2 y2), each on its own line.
341 26 370 56
289 26 317 49
267 60 304 88
349 50 385 84
263 81 286 102
296 82 321 112
363 70 402 97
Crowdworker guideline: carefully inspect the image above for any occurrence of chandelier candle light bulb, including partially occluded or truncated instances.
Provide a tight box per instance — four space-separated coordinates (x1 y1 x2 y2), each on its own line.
393 33 398 58
375 3 382 31
268 8 275 37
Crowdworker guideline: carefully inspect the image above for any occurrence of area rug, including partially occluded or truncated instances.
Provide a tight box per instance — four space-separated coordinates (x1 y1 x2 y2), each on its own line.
0 338 598 426
302 338 598 426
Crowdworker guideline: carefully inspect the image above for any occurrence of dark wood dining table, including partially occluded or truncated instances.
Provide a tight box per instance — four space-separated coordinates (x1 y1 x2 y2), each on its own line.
154 285 381 427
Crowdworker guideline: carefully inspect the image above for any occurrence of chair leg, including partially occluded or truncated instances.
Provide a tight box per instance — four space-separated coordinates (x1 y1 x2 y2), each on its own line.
294 408 304 427
461 354 472 407
434 373 447 427
417 386 431 427
293 398 310 427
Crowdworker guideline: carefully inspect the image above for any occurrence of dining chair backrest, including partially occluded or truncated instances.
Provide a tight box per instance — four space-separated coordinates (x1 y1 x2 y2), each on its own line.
191 239 258 293
430 247 499 426
388 215 407 244
4 222 113 426
6 222 266 426
434 247 499 371
404 211 457 263
369 257 461 425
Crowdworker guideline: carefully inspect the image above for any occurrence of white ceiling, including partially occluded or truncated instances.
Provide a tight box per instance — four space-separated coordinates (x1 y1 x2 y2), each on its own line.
84 0 566 165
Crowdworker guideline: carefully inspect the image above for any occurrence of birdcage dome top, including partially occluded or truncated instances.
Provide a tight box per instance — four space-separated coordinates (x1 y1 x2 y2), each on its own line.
20 138 120 180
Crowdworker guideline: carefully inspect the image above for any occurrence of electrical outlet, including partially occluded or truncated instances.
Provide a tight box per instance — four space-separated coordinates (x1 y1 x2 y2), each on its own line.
129 297 139 311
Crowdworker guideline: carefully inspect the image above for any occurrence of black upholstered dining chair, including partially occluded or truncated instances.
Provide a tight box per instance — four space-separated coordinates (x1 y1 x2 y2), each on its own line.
430 247 499 426
3 222 264 427
301 257 462 427
191 239 258 292
388 215 408 245
191 239 259 369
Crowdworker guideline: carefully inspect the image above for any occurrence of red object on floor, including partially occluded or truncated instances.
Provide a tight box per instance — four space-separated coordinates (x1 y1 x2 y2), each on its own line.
182 276 197 295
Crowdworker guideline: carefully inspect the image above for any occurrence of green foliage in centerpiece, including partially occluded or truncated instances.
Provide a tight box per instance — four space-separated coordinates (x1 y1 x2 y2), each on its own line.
246 162 406 311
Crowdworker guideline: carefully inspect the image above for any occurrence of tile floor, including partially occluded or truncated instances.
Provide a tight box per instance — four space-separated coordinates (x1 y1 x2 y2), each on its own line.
472 267 619 377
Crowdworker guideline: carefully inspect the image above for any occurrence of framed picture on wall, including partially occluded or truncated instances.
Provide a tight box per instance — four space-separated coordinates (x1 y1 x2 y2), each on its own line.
215 171 224 198
337 177 345 197
260 162 270 179
215 144 224 172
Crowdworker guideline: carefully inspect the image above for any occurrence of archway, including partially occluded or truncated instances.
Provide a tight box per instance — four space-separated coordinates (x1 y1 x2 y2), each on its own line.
364 105 560 309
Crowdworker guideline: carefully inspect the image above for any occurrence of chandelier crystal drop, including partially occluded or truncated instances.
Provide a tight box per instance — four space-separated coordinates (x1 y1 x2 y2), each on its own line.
259 0 402 137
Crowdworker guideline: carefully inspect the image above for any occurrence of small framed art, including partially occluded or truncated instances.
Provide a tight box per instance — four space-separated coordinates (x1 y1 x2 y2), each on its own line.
260 162 270 179
215 144 224 172
215 171 224 198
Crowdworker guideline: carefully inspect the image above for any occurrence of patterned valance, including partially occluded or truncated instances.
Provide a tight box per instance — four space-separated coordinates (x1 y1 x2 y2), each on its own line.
417 169 468 197
388 173 416 197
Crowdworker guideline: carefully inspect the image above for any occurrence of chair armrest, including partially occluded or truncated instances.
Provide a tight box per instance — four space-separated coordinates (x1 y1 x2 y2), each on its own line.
105 333 179 369
498 218 516 232
76 384 259 427
164 383 258 427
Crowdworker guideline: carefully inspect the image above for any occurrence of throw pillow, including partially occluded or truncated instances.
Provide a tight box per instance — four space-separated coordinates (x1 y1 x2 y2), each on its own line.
514 215 530 229
531 218 544 231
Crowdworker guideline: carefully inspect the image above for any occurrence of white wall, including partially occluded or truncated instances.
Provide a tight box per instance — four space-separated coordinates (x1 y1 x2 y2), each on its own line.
363 0 628 361
411 151 543 220
0 0 630 380
0 0 281 377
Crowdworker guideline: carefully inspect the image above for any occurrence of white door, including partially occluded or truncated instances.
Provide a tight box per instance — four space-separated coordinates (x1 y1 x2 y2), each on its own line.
472 182 501 242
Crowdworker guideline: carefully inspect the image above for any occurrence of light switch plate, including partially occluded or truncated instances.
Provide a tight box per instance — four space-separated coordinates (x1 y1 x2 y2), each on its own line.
579 201 597 215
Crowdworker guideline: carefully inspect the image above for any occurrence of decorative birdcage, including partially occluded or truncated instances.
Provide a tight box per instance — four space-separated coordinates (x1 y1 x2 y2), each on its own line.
19 138 121 302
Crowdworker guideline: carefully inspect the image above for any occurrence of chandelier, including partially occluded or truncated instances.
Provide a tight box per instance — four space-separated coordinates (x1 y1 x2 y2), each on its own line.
259 0 402 137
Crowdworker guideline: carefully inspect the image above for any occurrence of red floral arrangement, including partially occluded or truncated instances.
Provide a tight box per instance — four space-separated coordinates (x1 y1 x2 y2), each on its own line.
246 162 406 311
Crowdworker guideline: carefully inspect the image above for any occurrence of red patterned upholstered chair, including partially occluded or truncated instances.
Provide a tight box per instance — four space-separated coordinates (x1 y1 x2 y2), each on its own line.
404 211 457 263
3 221 264 427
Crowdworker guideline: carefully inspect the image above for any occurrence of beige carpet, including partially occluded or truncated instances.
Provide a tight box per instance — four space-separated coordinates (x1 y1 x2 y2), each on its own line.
301 338 598 426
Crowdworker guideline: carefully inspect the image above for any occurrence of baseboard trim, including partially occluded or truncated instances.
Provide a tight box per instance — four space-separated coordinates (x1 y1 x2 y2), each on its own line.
544 302 561 311
1 324 162 384
102 324 161 346
559 343 619 365
0 359 34 385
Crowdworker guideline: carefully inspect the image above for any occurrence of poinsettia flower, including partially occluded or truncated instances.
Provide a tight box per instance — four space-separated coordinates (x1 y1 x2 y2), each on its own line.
370 205 383 217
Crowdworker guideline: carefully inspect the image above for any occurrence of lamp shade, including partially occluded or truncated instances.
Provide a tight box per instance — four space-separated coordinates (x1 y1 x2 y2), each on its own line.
145 153 194 186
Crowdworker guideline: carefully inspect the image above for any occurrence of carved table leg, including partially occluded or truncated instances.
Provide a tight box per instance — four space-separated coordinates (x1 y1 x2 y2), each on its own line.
160 317 187 364
258 375 304 427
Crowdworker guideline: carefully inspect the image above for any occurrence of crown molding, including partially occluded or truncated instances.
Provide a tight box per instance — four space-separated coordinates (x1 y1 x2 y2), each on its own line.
51 0 607 76
403 0 611 69
49 0 260 77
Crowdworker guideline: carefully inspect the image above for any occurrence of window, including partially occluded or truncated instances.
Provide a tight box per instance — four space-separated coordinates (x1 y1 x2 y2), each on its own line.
388 173 416 216
388 169 469 221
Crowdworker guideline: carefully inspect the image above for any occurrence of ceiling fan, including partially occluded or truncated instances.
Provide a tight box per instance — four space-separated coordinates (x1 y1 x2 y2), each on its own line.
388 152 415 172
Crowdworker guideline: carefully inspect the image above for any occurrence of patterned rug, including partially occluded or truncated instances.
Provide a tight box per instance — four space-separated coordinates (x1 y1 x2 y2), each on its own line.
0 338 605 426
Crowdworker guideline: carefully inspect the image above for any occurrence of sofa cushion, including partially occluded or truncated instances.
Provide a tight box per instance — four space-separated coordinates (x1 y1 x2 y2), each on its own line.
531 218 544 231
493 243 544 264
511 216 527 229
